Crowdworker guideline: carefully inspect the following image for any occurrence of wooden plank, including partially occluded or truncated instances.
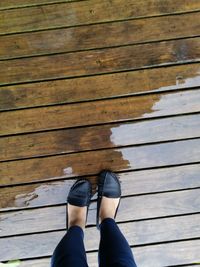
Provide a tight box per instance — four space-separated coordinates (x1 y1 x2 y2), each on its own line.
1 37 200 86
10 240 200 267
1 12 200 60
179 266 200 267
1 164 200 211
98 240 200 267
0 0 200 35
0 0 75 10
0 189 199 236
128 240 200 267
1 114 200 161
0 214 199 260
0 138 200 186
1 89 200 136
19 258 50 267
0 63 199 111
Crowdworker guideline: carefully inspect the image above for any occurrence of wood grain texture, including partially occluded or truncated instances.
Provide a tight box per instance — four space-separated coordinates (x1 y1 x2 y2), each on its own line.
10 240 200 267
0 0 76 10
1 138 200 186
0 0 200 34
0 164 200 211
1 12 200 60
1 89 200 136
1 37 200 85
0 63 200 111
88 240 200 267
0 189 200 237
1 114 200 161
1 0 200 265
0 214 199 260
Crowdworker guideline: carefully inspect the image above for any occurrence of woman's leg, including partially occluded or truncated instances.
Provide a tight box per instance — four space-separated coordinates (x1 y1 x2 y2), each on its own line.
51 225 88 267
51 202 89 267
98 196 137 267
99 218 137 267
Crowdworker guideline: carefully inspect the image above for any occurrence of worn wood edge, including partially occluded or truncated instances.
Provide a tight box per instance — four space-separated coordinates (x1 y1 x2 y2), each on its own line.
0 113 200 162
1 163 200 211
167 265 200 267
1 239 200 266
7 257 200 267
0 62 200 111
5 245 200 267
0 188 199 237
1 36 200 86
0 12 200 61
87 240 200 267
0 0 82 11
1 1 200 36
0 214 199 261
1 88 200 137
0 138 200 186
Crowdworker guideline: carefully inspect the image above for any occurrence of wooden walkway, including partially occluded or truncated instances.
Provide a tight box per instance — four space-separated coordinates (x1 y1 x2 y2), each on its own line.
0 0 200 266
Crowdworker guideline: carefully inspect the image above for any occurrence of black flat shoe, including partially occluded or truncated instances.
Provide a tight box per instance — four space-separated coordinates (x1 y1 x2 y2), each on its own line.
96 170 121 229
66 179 92 229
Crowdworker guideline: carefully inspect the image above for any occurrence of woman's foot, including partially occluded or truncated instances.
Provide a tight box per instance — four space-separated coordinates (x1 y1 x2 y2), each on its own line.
99 196 120 223
67 179 92 230
68 204 87 229
97 170 121 228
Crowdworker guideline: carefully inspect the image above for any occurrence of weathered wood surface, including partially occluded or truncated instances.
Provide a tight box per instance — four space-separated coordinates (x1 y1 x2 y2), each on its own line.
1 189 199 237
1 138 200 186
0 0 76 10
1 89 200 136
1 0 200 34
9 239 200 267
88 240 200 267
0 63 199 111
1 37 200 85
1 164 200 211
0 214 199 261
1 12 200 60
1 114 200 161
1 0 200 265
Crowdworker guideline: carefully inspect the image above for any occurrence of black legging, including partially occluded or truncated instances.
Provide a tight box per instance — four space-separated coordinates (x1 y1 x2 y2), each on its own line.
51 218 137 267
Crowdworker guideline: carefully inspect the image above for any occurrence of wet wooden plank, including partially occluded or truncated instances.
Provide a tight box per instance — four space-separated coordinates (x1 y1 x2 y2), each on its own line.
1 12 200 60
1 37 200 86
1 89 200 137
0 189 199 236
88 189 200 225
0 214 199 260
1 164 200 211
11 240 200 267
1 114 200 161
0 63 199 111
0 0 200 35
1 138 200 186
0 0 75 10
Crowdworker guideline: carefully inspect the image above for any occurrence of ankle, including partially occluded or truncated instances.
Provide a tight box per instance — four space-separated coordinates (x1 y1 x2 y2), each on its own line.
99 197 119 223
68 218 85 229
68 204 87 230
99 212 115 223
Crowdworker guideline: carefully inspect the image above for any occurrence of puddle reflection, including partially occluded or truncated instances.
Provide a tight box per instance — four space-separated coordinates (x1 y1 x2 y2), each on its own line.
0 180 73 210
14 181 73 208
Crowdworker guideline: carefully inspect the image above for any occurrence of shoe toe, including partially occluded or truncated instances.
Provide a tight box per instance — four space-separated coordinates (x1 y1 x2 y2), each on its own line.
99 170 121 198
67 179 92 207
